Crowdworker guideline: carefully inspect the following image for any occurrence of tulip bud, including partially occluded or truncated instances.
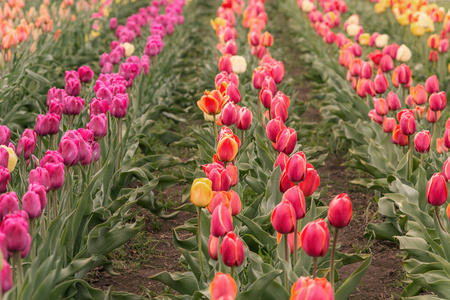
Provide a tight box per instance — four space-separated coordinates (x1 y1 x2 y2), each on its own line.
374 71 388 94
208 234 219 260
274 128 297 155
260 87 273 109
22 191 42 219
270 98 288 122
425 75 439 94
230 55 247 74
110 94 129 118
392 124 408 146
271 199 296 234
266 117 286 143
217 134 239 162
65 78 81 96
220 102 236 126
220 231 244 267
1 260 12 293
236 107 252 131
87 114 108 139
218 55 232 73
211 203 233 237
414 130 431 154
285 152 307 183
379 54 394 73
443 157 450 181
1 212 30 253
291 277 334 300
429 92 447 111
300 219 330 257
208 167 231 192
274 152 288 171
386 91 401 111
283 186 306 220
28 167 50 192
373 98 389 116
209 272 237 300
426 173 447 206
0 192 19 220
400 113 416 135
0 146 17 173
328 193 352 228
0 166 9 193
190 178 212 208
382 117 396 133
299 163 320 197
16 129 36 160
0 126 10 146
77 66 94 83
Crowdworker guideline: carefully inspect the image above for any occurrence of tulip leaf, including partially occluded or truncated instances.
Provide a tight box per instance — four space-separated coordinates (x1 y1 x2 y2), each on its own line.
235 214 276 249
149 272 199 295
237 269 285 300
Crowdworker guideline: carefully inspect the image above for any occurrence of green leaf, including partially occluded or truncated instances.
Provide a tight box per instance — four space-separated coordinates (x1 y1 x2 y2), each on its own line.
335 255 372 300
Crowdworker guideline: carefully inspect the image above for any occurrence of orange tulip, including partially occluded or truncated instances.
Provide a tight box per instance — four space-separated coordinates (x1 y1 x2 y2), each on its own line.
16 23 28 43
217 133 239 162
197 90 228 115
209 272 237 300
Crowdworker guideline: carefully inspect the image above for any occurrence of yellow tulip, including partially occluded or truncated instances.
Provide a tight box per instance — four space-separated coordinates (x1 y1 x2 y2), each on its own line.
0 146 17 173
374 3 387 14
358 33 370 46
190 178 213 208
397 14 410 26
121 42 135 56
410 23 426 36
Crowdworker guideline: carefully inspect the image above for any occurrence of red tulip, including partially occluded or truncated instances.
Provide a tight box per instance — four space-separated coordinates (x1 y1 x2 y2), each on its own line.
236 107 252 130
379 54 394 73
429 92 447 111
210 203 233 237
208 167 231 192
274 152 288 171
283 186 306 220
226 82 241 104
285 152 307 183
260 87 273 109
226 164 238 187
374 98 389 116
299 163 320 197
382 117 396 133
392 124 408 146
266 117 286 143
425 75 439 94
300 219 329 257
368 109 383 125
328 193 352 228
271 199 296 234
220 231 245 267
426 107 441 123
427 173 447 206
274 128 297 155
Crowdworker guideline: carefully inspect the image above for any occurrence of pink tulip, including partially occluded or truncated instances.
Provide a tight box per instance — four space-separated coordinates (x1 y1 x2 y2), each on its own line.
427 173 447 206
28 167 50 192
110 94 129 118
236 107 252 130
328 193 352 228
87 114 108 139
425 75 439 94
271 199 296 234
266 117 286 143
219 56 232 73
220 102 236 126
22 191 42 219
1 211 30 253
110 17 118 30
78 66 94 83
414 130 431 153
386 91 401 111
274 152 288 171
28 183 47 210
16 129 36 159
283 186 306 220
1 260 12 293
0 126 10 146
274 128 297 155
0 192 19 220
285 152 307 183
299 163 320 197
220 231 244 267
300 219 330 257
225 82 241 104
0 166 10 193
211 203 233 237
429 92 447 111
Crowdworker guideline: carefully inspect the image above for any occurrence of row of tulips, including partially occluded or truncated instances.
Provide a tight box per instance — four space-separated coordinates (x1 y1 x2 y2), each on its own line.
0 0 192 298
151 0 373 299
279 0 450 297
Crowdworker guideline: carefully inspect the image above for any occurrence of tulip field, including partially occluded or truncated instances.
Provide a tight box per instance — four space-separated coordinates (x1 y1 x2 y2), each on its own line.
4 0 450 298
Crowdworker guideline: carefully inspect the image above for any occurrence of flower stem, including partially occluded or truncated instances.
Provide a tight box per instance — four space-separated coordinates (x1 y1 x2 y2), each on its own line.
52 190 57 219
197 207 204 275
293 222 298 267
313 257 318 279
284 234 289 290
330 228 339 289
435 206 448 234
213 118 218 147
231 266 235 279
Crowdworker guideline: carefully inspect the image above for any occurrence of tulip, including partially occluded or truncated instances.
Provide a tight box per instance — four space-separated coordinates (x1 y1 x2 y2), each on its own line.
438 39 449 53
414 131 431 154
87 114 108 139
0 146 16 173
0 126 10 146
78 66 94 83
28 183 47 211
427 173 447 207
426 107 440 124
63 96 85 116
252 67 271 89
368 109 383 125
0 166 9 193
427 173 448 233
290 277 334 300
28 167 50 192
274 128 297 155
275 152 288 172
197 90 228 116
285 152 307 183
90 98 109 115
379 54 394 73
396 44 412 62
2 212 29 255
266 117 286 143
429 92 447 111
373 98 388 116
299 163 320 197
328 194 352 228
217 134 239 162
208 167 231 192
428 34 440 49
349 58 362 77
209 272 237 300
190 178 212 208
0 192 19 220
425 75 439 94
374 72 388 94
236 107 252 131
270 97 288 122
382 117 396 133
22 191 42 219
110 17 118 30
208 234 219 260
429 50 439 62
300 219 329 257
400 113 416 136
2 260 12 293
437 137 449 154
110 94 129 118
271 61 285 84
386 92 401 111
219 55 232 73
444 158 450 181
279 170 295 193
260 87 273 109
211 203 233 237
65 78 81 96
271 199 296 234
220 231 245 268
220 102 236 126
283 186 306 220
230 55 247 74
410 85 428 106
16 129 36 160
